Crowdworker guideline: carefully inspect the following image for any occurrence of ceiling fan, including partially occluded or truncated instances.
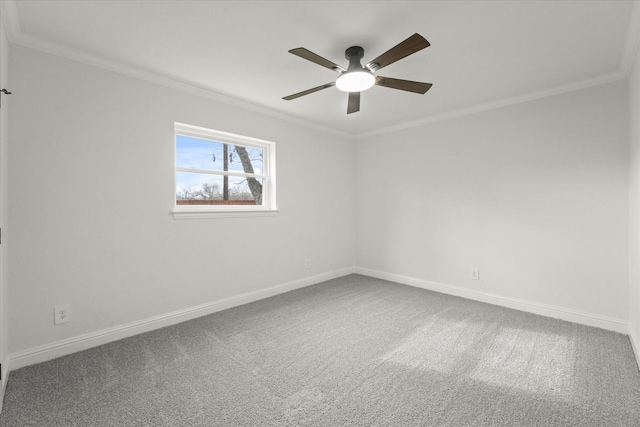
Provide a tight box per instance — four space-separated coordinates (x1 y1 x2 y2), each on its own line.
283 33 432 114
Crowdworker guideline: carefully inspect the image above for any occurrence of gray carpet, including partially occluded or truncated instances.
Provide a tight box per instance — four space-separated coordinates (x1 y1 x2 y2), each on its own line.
1 274 640 426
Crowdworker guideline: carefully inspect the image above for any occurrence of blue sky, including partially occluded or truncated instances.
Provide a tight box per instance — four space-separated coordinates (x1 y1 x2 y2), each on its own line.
175 135 263 195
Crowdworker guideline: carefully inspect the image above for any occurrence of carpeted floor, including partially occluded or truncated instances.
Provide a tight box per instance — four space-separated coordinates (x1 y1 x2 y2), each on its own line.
1 274 640 426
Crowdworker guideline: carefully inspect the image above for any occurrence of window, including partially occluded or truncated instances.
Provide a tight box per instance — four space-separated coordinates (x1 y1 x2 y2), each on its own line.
172 122 276 218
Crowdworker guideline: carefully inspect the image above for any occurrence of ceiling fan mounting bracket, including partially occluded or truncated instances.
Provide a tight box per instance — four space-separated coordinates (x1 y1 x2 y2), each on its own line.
345 46 365 71
345 46 364 61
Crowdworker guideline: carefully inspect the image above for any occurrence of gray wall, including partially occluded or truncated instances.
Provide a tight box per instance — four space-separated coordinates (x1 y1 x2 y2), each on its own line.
5 37 638 368
8 45 356 355
0 8 9 392
629 29 640 356
355 81 629 322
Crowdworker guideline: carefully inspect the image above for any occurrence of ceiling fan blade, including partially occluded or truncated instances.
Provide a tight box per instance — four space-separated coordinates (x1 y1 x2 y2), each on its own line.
365 33 430 72
375 76 432 94
289 48 346 73
347 92 360 114
283 82 336 100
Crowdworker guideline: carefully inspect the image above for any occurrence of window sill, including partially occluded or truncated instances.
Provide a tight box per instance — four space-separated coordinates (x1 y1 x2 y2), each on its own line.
171 208 279 219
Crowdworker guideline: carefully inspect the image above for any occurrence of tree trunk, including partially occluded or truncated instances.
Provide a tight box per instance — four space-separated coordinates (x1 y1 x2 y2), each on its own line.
235 146 263 204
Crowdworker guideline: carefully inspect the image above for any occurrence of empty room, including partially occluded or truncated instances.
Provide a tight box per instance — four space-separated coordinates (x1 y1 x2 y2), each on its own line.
1 0 640 425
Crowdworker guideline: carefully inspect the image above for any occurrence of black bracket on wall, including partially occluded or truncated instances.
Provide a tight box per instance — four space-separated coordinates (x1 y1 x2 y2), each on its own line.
0 89 11 108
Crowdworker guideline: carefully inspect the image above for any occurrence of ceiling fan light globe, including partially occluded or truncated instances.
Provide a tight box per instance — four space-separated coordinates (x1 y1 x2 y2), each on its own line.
336 71 375 92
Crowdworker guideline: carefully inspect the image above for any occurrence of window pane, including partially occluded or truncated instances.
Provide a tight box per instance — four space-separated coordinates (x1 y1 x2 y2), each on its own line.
227 175 263 203
176 135 264 174
231 145 264 174
176 171 263 205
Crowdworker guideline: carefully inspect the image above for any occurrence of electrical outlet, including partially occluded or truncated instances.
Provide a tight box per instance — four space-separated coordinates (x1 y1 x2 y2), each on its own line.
471 268 480 280
305 258 311 269
54 304 71 325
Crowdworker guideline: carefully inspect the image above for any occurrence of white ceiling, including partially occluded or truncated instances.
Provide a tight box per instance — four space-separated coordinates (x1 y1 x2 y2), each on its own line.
2 0 638 137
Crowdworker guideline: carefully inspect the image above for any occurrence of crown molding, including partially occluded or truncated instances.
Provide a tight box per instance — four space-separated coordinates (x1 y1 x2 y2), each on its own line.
355 71 627 139
0 0 20 41
0 1 353 141
357 1 640 140
2 0 638 141
621 0 640 77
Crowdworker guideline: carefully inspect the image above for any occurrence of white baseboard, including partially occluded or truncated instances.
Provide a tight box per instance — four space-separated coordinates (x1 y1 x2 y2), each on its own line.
629 324 640 372
9 267 354 370
0 360 8 415
8 266 631 371
355 267 628 334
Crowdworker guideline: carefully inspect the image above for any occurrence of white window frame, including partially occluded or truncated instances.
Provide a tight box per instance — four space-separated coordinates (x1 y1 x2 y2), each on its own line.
172 122 277 219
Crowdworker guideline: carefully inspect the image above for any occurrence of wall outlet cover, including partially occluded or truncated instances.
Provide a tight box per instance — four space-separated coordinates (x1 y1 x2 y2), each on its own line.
54 304 71 325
